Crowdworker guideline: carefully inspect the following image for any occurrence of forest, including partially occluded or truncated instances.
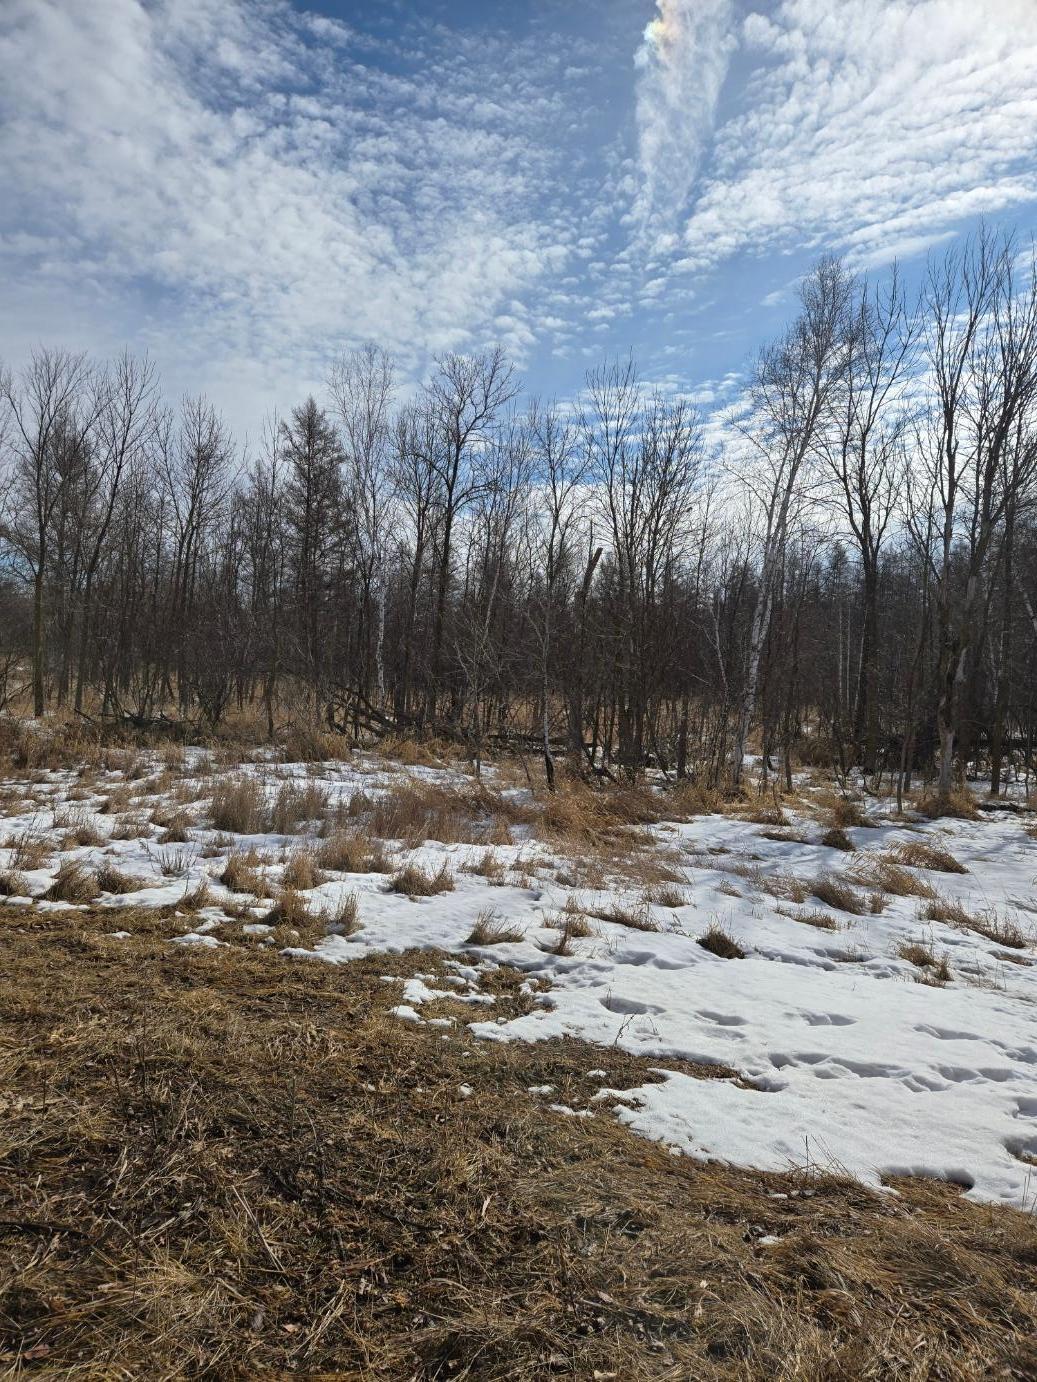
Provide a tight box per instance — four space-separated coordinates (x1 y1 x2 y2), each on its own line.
1 227 1035 802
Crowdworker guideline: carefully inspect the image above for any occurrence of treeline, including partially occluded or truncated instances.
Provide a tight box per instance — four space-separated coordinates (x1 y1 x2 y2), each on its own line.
1 228 1036 795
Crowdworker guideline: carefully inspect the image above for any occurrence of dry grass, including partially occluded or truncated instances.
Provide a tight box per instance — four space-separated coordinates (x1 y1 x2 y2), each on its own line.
466 907 525 946
264 887 316 931
775 905 838 932
4 824 51 870
916 788 979 821
698 923 746 959
211 776 268 834
109 812 151 841
220 849 273 897
156 846 190 878
820 826 854 852
271 781 331 834
95 862 146 895
851 857 937 900
319 889 361 935
887 840 968 874
316 830 392 875
155 807 193 844
587 896 658 932
462 847 507 882
45 860 101 903
817 792 873 830
923 897 1029 950
812 875 868 915
389 860 455 897
1 908 1036 1376
281 849 325 892
54 806 104 848
0 869 28 897
898 940 952 985
648 882 688 909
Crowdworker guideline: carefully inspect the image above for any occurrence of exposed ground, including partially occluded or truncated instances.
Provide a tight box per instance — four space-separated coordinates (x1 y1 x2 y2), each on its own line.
2 903 1037 1380
1 720 1037 1376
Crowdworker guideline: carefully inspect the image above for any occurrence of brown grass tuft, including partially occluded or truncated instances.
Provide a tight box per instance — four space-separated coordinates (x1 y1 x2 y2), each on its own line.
316 831 391 875
211 777 268 834
389 860 455 897
96 863 146 895
466 907 525 946
916 788 979 821
812 875 868 915
923 898 1028 949
282 849 325 892
887 840 968 874
220 849 272 897
851 857 937 900
45 860 101 903
698 923 746 959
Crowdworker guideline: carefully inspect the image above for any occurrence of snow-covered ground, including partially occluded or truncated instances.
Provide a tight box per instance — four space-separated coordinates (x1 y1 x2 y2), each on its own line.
3 746 1037 1208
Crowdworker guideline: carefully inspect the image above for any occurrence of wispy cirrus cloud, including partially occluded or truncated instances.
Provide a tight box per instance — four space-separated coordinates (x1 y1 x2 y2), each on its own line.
633 0 737 249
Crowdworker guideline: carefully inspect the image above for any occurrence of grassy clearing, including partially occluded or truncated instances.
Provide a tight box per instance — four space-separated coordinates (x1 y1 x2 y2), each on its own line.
1 911 1037 1376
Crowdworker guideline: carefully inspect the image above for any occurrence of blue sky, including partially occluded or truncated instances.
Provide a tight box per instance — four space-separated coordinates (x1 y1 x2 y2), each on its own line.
2 0 1037 435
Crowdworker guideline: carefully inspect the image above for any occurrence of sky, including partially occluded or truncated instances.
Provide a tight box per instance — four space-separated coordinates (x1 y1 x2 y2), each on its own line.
2 0 1037 437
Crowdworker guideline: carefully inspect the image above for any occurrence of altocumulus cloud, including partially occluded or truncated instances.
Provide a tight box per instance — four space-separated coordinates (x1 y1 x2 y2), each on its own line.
0 0 579 420
669 0 1037 273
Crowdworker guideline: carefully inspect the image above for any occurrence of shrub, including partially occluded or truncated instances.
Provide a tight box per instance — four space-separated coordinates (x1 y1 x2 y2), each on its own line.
697 924 746 959
389 861 455 897
46 861 101 904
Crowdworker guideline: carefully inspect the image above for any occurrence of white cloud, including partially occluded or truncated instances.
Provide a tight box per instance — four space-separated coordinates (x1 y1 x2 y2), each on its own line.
0 0 579 427
674 0 1037 273
633 0 737 246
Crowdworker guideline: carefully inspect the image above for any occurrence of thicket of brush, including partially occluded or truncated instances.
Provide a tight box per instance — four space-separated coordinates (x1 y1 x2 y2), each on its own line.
2 230 1037 807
